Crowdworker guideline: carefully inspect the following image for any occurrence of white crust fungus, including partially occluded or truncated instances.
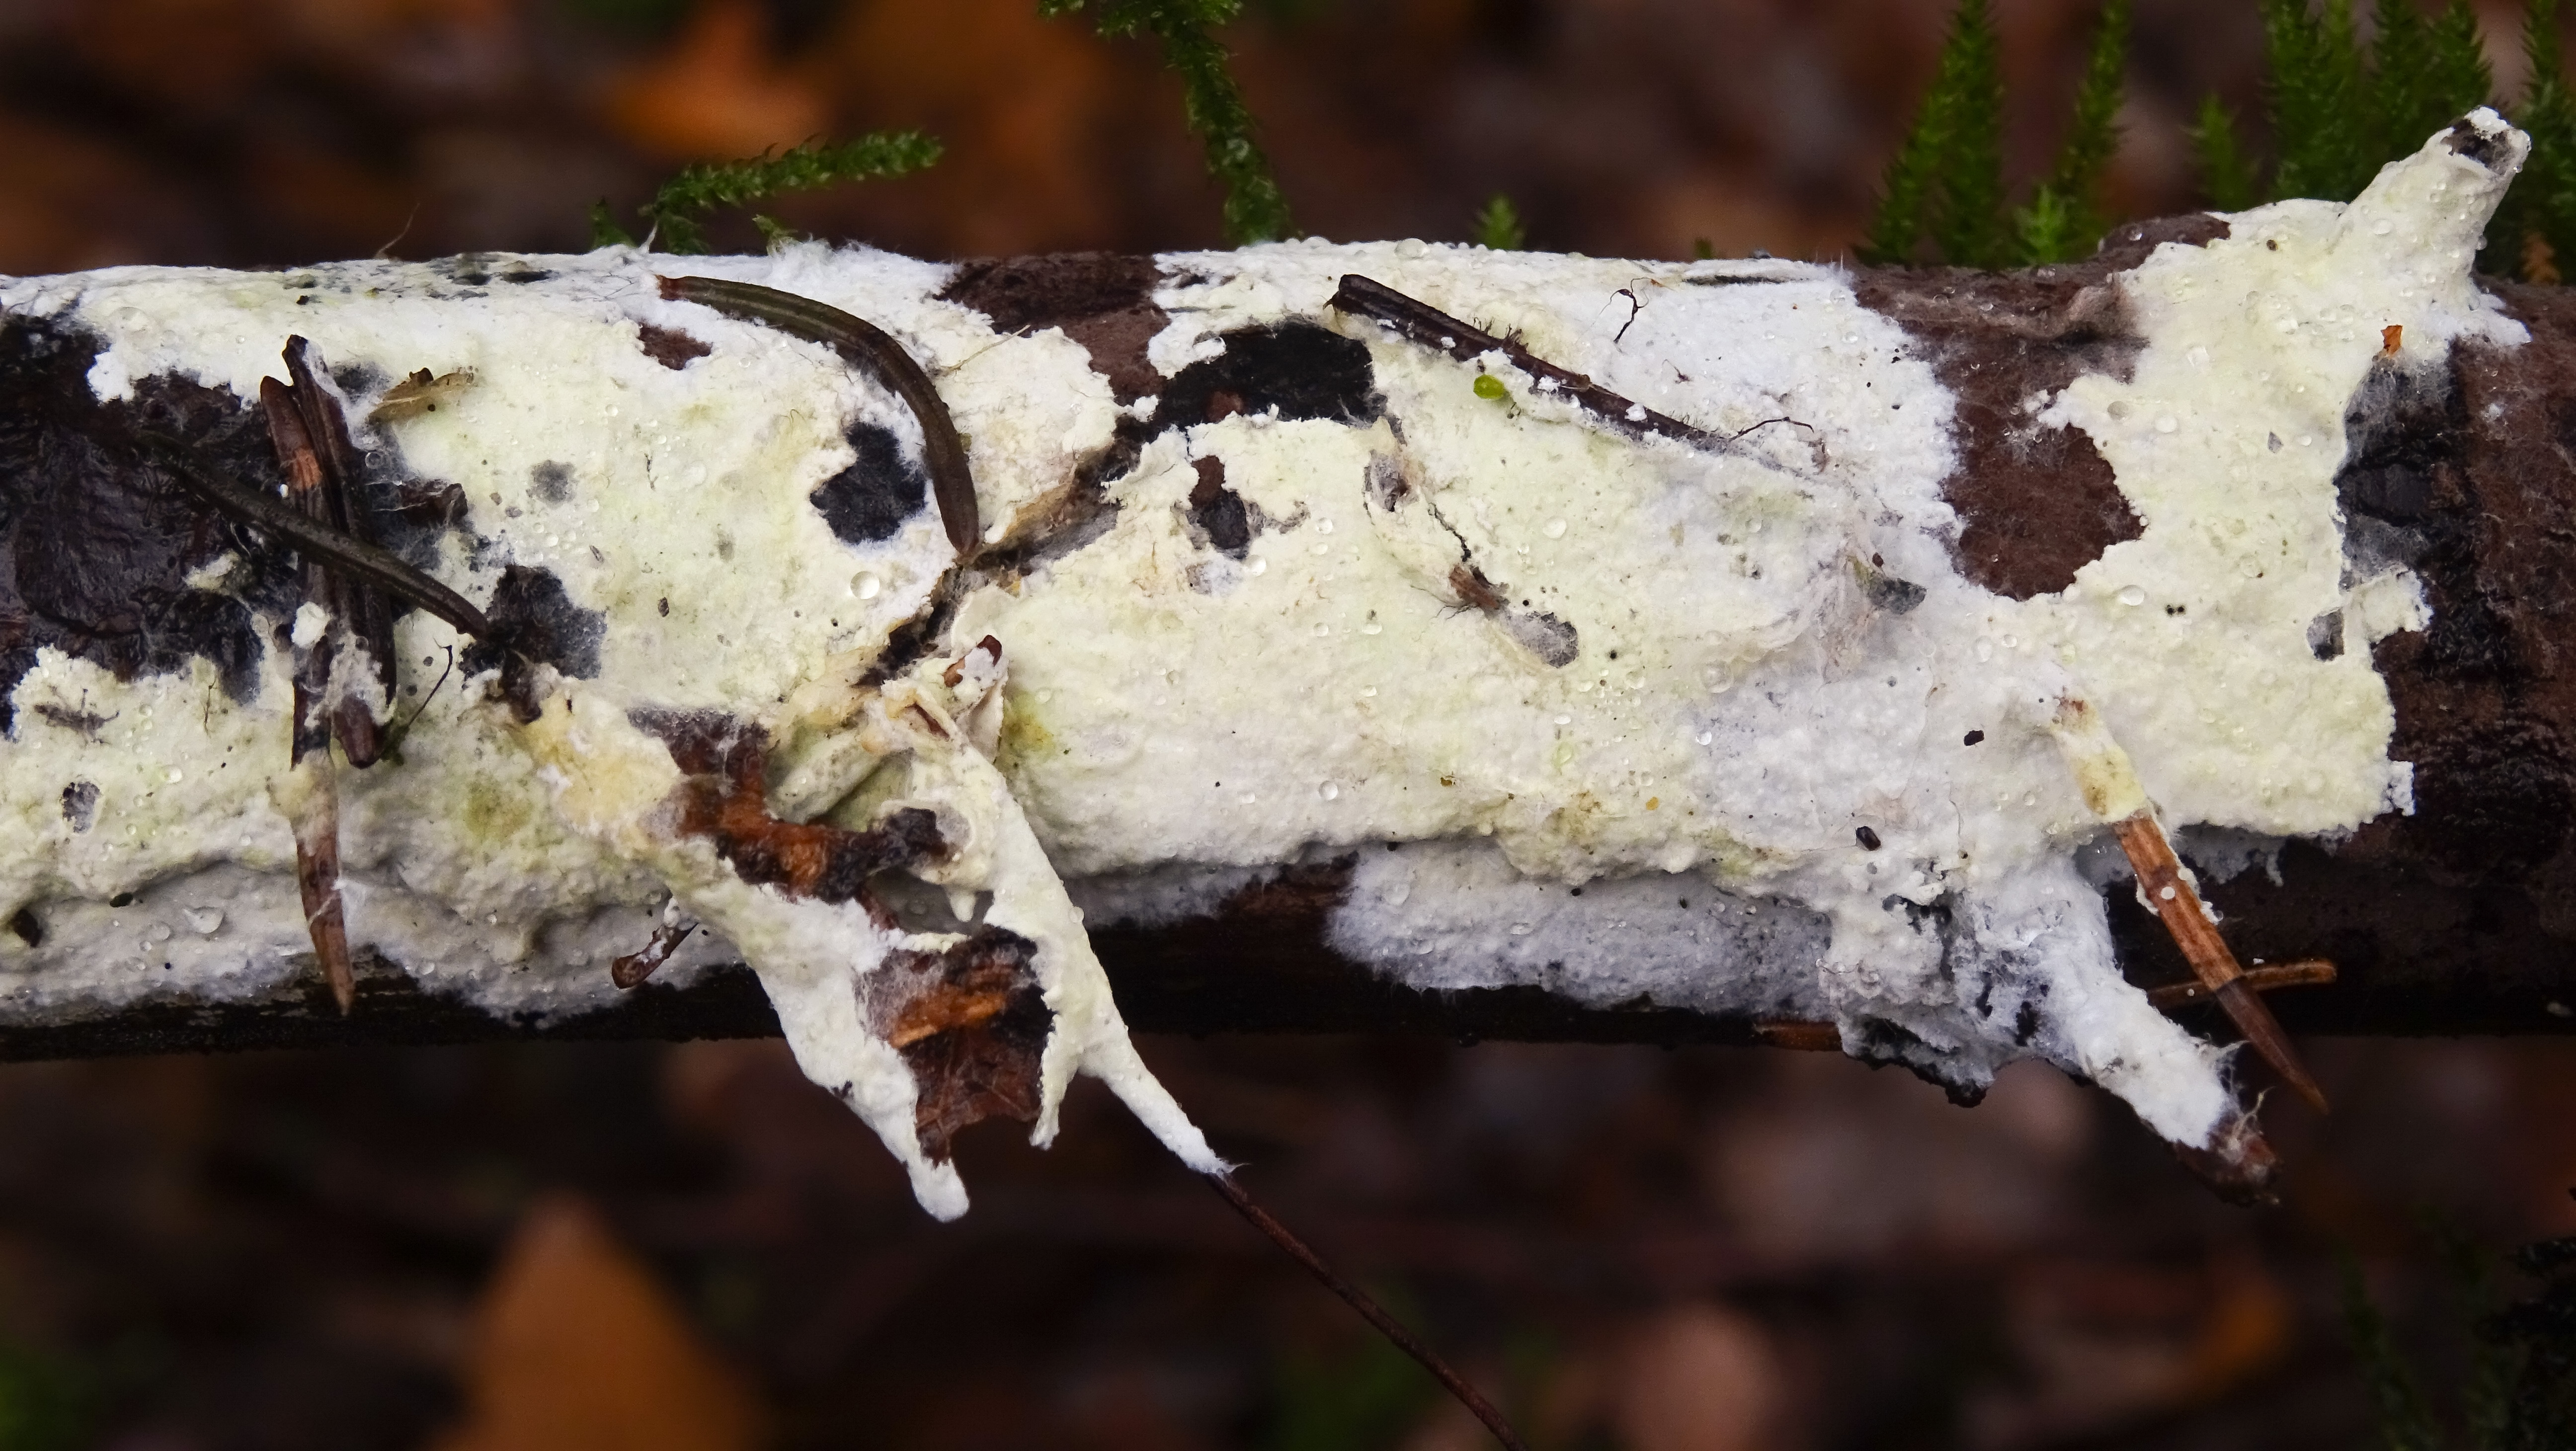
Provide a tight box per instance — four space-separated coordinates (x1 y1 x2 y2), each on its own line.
0 116 2529 1207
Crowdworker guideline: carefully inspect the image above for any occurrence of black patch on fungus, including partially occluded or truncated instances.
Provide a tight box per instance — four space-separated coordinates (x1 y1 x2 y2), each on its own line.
2308 609 2346 660
2442 116 2512 169
1855 825 1882 850
938 252 1167 404
1860 566 1928 614
809 422 928 546
636 323 712 371
529 461 574 504
1963 729 1985 745
1850 1017 1989 1107
60 781 97 832
2013 998 2043 1046
1497 607 1580 667
4 907 37 948
1186 457 1251 558
329 361 389 399
464 565 604 680
0 315 301 733
1154 322 1381 432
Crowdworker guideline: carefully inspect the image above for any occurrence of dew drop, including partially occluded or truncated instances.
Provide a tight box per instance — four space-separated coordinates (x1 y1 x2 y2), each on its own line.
145 923 172 944
1313 622 1331 637
1509 922 1534 936
2117 585 2147 607
1542 518 1568 539
854 572 882 600
1317 518 1334 535
1554 714 1572 726
1360 621 1383 636
1999 634 2019 649
1248 557 1269 576
1360 686 1378 697
1317 781 1340 800
184 908 224 935
164 768 183 784
1695 730 1714 746
2154 415 2178 434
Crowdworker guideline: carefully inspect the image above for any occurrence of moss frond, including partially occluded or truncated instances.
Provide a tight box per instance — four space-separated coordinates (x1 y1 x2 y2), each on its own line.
588 200 636 250
1040 0 1295 244
2264 0 2376 201
629 131 943 255
2189 94 2261 211
1861 0 2006 266
2338 1256 2445 1451
2361 0 2492 189
2014 0 2129 262
2504 0 2576 280
1473 193 1526 250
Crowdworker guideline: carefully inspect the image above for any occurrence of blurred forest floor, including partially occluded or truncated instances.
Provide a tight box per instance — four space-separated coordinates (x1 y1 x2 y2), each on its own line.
0 0 2573 1447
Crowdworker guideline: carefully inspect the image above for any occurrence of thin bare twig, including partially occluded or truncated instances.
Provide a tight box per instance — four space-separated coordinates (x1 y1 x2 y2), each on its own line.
1205 1171 1530 1451
1327 272 1819 466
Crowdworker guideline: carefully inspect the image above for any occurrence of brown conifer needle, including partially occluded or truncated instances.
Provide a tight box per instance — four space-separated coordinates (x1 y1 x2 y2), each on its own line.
1205 1171 1530 1451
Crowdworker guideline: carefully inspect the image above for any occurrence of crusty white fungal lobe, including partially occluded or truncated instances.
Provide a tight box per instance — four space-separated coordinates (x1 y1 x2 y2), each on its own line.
0 116 2528 1201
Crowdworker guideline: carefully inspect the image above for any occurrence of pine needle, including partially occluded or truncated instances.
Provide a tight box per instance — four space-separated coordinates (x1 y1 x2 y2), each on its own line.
2190 94 2261 211
1040 0 1295 245
1473 193 1526 250
2014 0 2129 263
629 131 943 256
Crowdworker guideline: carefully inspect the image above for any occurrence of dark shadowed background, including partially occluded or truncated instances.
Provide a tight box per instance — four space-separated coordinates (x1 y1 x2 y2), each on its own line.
0 1 2571 1447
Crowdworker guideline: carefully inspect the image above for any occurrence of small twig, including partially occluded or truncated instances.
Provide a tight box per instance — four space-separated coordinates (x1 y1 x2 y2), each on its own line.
141 433 495 641
2146 957 2335 1010
1204 1172 1530 1451
658 275 981 558
2111 810 2330 1113
1327 273 1819 468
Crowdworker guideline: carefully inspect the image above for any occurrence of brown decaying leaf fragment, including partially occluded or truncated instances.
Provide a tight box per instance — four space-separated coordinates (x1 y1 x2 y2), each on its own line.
628 707 1050 1157
609 914 698 990
2111 811 2331 1114
366 366 476 425
862 926 1050 1161
628 709 945 904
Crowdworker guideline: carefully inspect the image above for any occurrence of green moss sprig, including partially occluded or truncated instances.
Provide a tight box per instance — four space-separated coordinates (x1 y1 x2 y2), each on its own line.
591 131 944 255
1039 0 1295 245
1473 193 1527 250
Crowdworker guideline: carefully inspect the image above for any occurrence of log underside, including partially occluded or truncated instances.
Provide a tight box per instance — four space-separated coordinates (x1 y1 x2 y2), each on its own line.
9 237 2576 1061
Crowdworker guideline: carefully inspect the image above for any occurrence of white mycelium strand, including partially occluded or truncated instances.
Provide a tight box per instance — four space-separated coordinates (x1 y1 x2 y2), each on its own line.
0 115 2528 1204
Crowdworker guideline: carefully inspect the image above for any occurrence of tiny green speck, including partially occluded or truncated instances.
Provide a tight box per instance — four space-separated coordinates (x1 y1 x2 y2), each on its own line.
1472 375 1507 401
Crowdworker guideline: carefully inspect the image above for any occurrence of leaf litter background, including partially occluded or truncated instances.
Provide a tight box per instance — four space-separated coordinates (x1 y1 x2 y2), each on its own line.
0 0 2572 1446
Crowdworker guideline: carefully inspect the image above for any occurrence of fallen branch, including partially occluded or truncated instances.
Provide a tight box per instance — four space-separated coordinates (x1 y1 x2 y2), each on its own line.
4 116 2574 1209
